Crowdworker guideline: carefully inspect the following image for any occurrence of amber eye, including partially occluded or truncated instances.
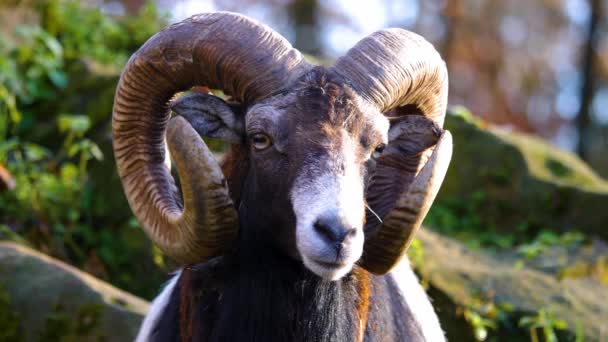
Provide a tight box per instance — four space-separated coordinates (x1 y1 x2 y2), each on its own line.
372 144 386 159
251 133 272 150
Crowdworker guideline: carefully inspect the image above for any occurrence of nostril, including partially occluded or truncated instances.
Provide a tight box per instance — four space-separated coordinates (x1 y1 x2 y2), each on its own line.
344 227 357 239
314 220 335 242
337 228 358 246
313 218 358 244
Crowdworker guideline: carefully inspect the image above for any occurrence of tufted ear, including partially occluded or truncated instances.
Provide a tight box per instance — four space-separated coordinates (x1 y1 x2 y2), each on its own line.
386 115 443 156
170 93 245 144
364 115 443 234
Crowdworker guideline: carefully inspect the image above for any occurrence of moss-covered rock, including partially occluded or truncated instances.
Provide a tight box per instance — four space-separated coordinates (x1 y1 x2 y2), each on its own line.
0 283 22 342
0 242 148 341
413 229 607 341
430 108 608 241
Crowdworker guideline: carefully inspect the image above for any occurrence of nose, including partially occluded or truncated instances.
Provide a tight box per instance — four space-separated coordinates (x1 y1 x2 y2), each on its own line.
313 213 358 246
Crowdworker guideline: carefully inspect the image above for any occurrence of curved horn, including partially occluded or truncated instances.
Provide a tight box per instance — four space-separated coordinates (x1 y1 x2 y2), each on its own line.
112 12 310 264
361 131 452 274
333 29 450 274
333 29 448 125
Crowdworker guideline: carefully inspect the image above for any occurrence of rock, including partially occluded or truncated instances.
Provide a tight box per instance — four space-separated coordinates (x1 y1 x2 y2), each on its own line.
432 108 608 240
0 242 149 341
413 229 608 341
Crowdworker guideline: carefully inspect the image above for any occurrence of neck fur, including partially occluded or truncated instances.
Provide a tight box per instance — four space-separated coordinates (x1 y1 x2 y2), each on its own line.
180 243 366 342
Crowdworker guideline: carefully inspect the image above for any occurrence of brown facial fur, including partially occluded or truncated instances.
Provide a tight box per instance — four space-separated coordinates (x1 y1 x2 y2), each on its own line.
353 266 372 342
286 68 387 169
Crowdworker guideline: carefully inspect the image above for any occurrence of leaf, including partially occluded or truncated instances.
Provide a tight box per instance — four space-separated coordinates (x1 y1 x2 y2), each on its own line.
575 321 584 342
519 316 536 327
537 231 560 245
543 327 558 342
498 302 514 312
474 327 487 341
560 231 585 246
68 143 80 158
67 208 79 222
58 114 90 135
88 142 103 161
48 70 68 89
553 319 568 330
24 143 50 161
53 223 66 234
0 138 20 154
42 34 63 58
60 163 79 183
0 224 30 246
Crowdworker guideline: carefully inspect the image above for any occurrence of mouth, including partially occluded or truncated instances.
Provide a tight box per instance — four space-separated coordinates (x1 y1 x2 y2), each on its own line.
301 254 356 281
295 221 364 281
310 258 350 269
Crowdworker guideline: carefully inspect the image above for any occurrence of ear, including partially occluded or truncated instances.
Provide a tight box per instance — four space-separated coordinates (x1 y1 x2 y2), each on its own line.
386 115 443 156
170 93 244 144
364 115 442 233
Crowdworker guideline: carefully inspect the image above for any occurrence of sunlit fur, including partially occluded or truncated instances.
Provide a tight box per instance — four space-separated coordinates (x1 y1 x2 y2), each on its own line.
136 271 181 342
291 148 365 280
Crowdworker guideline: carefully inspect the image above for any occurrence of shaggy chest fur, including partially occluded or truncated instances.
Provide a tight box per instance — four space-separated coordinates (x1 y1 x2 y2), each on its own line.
149 247 425 342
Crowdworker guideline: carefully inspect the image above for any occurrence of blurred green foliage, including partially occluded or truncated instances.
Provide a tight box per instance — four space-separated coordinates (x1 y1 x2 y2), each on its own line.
42 0 164 66
425 189 588 257
519 309 569 342
0 0 168 298
516 230 585 261
462 299 514 342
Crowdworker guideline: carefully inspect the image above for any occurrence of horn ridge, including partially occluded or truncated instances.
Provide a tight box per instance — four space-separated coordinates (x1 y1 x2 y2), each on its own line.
334 29 450 274
112 12 310 264
360 132 453 274
332 28 448 125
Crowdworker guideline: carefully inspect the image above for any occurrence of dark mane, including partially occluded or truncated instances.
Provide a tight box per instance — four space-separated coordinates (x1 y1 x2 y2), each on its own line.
220 143 250 206
150 243 425 342
153 248 363 342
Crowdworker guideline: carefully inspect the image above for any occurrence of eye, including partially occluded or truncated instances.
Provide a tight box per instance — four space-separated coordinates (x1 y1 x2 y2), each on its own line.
251 133 272 150
372 143 386 159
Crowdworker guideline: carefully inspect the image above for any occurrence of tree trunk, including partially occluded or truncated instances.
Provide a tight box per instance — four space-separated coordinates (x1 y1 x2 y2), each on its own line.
287 0 321 56
576 0 601 160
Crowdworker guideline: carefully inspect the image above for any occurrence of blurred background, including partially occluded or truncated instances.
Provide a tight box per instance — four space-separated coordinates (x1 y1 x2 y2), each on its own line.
0 0 606 341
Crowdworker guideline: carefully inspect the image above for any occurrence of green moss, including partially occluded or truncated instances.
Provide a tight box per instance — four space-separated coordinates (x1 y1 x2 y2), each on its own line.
39 303 71 342
74 303 103 336
415 229 604 340
0 284 22 342
545 158 571 178
425 190 519 249
492 128 608 191
461 294 515 341
433 109 608 242
110 296 130 309
558 256 608 284
519 309 570 342
38 302 105 342
407 238 425 268
449 105 483 127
